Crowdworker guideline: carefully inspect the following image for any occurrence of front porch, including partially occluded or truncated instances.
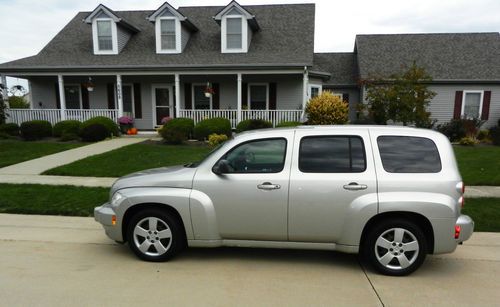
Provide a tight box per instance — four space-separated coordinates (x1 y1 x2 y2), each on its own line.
2 70 313 129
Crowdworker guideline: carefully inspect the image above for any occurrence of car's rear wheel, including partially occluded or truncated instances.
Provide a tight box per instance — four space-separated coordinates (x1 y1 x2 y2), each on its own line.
126 209 184 262
363 219 427 276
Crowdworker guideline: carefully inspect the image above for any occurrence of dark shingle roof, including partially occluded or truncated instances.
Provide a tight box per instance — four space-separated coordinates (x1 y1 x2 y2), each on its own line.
312 53 358 86
0 4 315 72
355 32 500 81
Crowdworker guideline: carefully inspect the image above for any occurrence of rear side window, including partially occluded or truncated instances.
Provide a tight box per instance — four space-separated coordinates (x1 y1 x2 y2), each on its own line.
299 136 366 173
377 136 441 173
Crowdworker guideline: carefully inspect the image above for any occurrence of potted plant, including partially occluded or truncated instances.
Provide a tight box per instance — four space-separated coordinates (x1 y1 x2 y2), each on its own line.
118 116 134 134
204 85 215 98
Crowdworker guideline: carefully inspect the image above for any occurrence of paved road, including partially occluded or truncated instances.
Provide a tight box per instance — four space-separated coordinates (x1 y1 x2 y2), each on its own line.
0 214 499 306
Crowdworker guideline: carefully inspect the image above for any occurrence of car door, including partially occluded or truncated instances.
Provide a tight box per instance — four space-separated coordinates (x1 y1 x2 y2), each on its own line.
192 131 294 241
288 128 377 243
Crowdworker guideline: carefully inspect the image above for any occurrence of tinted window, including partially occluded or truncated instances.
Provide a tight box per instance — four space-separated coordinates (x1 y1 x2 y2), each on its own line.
377 136 441 173
220 138 287 173
299 136 366 173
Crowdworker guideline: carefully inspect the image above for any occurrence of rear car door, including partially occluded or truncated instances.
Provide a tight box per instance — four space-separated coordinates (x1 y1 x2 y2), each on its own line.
288 128 377 242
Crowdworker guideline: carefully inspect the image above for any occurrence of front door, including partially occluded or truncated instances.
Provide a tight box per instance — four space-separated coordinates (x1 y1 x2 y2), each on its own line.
152 84 173 126
288 129 377 243
193 132 294 241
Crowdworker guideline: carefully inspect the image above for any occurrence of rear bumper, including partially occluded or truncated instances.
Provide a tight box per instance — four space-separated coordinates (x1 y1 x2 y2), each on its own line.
456 214 474 243
94 203 123 242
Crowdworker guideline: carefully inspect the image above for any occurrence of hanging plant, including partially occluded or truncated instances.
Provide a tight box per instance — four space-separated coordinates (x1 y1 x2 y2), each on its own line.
204 82 215 98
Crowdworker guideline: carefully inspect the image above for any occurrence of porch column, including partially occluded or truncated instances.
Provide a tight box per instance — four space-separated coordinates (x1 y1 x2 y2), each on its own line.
302 66 309 111
0 75 9 108
57 75 66 120
174 73 180 118
116 74 123 117
237 73 242 123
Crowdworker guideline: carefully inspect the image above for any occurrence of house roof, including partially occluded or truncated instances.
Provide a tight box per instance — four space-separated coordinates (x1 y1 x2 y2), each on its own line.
355 32 500 82
0 4 315 73
311 53 358 86
83 4 141 33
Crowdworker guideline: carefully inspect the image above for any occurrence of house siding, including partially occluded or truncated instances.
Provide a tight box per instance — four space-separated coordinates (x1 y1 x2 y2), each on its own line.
30 77 57 109
181 25 190 51
117 27 132 53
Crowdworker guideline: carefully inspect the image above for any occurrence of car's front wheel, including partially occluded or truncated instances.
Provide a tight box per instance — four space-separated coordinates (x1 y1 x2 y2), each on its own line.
363 219 427 276
127 209 184 262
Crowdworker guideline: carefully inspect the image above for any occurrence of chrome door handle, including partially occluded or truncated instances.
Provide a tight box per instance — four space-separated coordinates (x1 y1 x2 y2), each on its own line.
257 182 281 190
343 182 368 191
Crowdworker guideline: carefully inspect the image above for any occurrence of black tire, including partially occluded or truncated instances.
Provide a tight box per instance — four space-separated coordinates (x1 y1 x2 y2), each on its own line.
362 219 427 276
126 208 185 262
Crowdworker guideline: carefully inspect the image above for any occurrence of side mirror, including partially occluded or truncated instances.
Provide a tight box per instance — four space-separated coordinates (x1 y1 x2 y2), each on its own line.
213 159 230 175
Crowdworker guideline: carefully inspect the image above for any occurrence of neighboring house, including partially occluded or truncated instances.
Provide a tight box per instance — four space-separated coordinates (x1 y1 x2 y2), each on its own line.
0 1 498 129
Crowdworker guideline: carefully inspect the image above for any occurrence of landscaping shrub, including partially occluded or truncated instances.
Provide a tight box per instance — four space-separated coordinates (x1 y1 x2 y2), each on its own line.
208 133 229 147
477 130 490 142
305 91 348 125
53 120 81 137
236 119 272 133
159 118 194 144
276 121 301 128
80 116 119 137
80 123 109 142
193 117 231 141
490 126 500 146
0 123 20 136
20 120 52 140
0 132 15 139
60 132 80 142
459 136 478 146
437 118 483 142
351 118 376 125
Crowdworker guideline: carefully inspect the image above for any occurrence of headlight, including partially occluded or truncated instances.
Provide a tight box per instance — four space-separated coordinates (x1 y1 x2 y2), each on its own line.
110 192 124 206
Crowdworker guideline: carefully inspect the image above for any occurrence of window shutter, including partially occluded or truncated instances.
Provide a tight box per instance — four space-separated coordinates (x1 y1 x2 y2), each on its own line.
54 83 61 109
107 83 115 109
184 83 192 109
242 82 248 107
133 83 142 118
453 91 463 119
81 85 90 109
269 83 277 110
212 83 220 109
343 93 350 104
481 91 491 120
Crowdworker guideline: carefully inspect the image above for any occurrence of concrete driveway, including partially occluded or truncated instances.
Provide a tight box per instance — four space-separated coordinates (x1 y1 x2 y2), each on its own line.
1 214 499 306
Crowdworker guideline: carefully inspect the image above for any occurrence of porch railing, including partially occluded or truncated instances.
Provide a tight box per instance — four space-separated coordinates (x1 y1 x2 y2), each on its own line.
5 108 119 126
179 109 239 128
241 110 303 127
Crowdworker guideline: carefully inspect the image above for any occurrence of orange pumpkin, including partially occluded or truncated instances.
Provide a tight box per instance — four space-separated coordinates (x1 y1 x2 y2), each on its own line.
130 128 138 135
126 129 132 135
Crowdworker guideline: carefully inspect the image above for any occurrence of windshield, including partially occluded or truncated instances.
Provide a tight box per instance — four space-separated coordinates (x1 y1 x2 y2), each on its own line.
184 143 224 168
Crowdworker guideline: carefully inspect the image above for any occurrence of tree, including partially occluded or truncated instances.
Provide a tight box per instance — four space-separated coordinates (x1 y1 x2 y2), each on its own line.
361 63 436 127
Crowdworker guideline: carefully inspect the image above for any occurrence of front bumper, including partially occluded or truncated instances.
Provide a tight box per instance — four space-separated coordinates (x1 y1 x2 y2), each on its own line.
94 203 123 242
456 214 474 243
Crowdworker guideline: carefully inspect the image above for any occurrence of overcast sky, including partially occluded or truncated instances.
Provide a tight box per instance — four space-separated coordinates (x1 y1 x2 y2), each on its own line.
1 0 499 86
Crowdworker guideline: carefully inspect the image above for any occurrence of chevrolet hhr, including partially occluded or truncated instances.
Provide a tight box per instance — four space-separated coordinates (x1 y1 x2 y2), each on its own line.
95 126 473 275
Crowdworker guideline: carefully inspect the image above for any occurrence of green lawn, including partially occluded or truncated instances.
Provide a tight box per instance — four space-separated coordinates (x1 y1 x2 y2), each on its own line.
0 184 108 216
43 142 211 177
454 146 500 186
0 140 84 168
462 198 500 232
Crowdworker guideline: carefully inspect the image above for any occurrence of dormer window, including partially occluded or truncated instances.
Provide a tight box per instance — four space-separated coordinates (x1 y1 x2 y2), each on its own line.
96 20 113 51
214 1 260 54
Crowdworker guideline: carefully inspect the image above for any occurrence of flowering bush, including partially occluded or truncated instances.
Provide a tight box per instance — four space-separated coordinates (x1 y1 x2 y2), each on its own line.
305 91 348 125
208 133 228 147
118 116 134 125
161 116 173 125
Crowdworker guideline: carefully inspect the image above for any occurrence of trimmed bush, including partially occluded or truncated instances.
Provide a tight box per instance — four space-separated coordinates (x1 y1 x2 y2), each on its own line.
490 126 500 146
53 120 81 137
80 116 119 137
459 136 478 146
305 91 349 125
437 120 466 142
80 123 109 142
159 118 194 144
60 132 80 142
276 121 301 128
20 120 52 140
208 133 229 147
193 117 231 141
0 123 20 136
236 119 272 133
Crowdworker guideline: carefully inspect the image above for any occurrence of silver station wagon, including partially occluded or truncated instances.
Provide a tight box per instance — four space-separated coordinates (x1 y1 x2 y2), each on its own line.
95 126 474 276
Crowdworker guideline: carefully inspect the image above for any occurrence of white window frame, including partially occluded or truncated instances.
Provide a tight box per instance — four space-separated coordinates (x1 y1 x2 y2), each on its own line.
309 84 322 99
64 84 83 109
151 83 174 127
221 15 247 53
92 18 118 55
332 92 344 100
247 83 269 110
192 83 213 110
461 90 484 119
155 16 181 54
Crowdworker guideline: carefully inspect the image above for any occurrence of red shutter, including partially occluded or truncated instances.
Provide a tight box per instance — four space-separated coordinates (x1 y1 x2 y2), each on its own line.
107 83 115 109
453 91 463 119
269 83 277 110
184 83 192 109
481 91 491 120
212 83 220 109
81 85 90 109
133 83 142 118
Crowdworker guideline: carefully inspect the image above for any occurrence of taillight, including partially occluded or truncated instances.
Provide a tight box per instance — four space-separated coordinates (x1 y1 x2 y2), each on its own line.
462 183 465 195
455 225 461 239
